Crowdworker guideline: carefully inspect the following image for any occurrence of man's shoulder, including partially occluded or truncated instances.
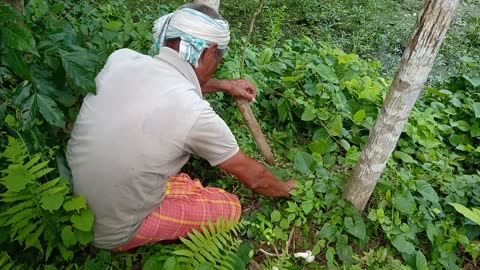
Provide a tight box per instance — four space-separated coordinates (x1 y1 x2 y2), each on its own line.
107 48 150 64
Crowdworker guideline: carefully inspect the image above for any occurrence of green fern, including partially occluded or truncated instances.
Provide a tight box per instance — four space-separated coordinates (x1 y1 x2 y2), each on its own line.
0 136 94 262
169 218 248 270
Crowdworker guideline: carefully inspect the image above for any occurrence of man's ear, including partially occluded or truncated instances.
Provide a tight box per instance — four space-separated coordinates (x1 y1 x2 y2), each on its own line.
203 42 219 61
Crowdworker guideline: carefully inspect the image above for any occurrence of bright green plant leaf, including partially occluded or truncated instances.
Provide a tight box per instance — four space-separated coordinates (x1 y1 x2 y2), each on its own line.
143 254 165 270
103 21 123 30
394 151 415 163
2 47 31 80
328 115 343 136
344 216 366 240
314 64 339 83
63 196 87 211
391 235 415 254
71 209 94 231
2 23 38 56
1 165 32 192
416 180 439 203
0 3 20 24
450 203 480 225
294 151 317 175
61 226 76 248
345 146 361 164
353 110 366 123
416 250 428 270
301 201 314 215
36 94 65 128
317 222 337 242
393 190 415 214
270 210 281 222
258 48 273 65
60 49 98 94
463 75 480 88
301 106 317 121
277 97 291 122
74 229 94 245
40 192 64 210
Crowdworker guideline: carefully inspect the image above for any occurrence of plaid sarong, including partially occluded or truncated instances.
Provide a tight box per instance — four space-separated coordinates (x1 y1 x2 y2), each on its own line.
113 173 241 251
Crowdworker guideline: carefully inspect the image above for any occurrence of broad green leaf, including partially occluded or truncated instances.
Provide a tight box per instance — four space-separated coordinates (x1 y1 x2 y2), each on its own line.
393 190 414 214
61 226 77 248
301 201 314 215
314 64 339 83
71 209 94 231
36 94 65 128
394 151 415 163
258 48 273 65
301 106 316 121
270 210 281 222
74 229 94 245
317 222 336 241
328 115 343 136
60 49 98 93
294 151 316 175
277 97 291 122
463 75 480 88
391 235 415 254
473 102 480 119
2 47 31 80
344 216 366 240
450 203 480 225
40 192 64 210
2 23 38 55
416 180 439 203
345 146 361 164
143 254 165 270
103 21 123 30
1 165 32 192
63 196 87 211
416 250 428 270
163 257 177 270
0 4 20 24
352 110 366 123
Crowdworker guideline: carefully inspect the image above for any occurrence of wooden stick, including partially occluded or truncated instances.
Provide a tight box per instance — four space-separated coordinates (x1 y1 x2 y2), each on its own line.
236 98 275 166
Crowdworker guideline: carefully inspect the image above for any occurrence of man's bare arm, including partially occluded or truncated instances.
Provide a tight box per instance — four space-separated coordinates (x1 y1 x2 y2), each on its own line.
218 151 295 198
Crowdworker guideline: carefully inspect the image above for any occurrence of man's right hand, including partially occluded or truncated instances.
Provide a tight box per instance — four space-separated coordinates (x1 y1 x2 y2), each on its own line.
218 151 296 198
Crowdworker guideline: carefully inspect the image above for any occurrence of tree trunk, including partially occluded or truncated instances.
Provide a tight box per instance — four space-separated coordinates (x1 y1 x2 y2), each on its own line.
4 0 24 14
194 0 220 12
343 0 459 211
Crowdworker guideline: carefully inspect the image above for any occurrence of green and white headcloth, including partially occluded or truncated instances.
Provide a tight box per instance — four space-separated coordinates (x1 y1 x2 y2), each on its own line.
152 7 230 67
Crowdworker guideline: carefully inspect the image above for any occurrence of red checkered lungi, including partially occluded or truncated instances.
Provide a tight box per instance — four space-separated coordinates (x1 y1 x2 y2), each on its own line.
113 173 241 251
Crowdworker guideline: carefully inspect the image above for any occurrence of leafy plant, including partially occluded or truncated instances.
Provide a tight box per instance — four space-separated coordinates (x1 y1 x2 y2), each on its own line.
0 133 94 263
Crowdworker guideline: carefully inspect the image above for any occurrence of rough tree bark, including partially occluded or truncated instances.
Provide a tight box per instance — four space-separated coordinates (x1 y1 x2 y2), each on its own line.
4 0 24 14
343 0 459 211
194 0 220 12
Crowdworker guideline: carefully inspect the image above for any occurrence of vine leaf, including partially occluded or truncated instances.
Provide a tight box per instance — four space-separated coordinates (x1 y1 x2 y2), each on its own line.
36 94 65 128
71 209 94 231
294 152 316 175
2 23 38 56
40 192 64 211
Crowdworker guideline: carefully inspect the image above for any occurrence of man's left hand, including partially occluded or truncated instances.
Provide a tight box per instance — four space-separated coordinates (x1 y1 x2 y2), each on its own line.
202 79 257 101
225 79 257 101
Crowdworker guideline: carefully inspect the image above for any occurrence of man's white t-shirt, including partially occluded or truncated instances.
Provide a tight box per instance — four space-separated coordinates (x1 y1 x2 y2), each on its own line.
66 47 239 249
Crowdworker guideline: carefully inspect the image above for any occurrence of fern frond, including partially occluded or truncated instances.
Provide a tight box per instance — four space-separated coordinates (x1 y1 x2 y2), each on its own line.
0 137 94 263
172 218 248 270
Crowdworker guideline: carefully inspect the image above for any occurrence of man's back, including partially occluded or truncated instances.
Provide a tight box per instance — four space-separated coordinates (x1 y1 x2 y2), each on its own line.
66 48 238 249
